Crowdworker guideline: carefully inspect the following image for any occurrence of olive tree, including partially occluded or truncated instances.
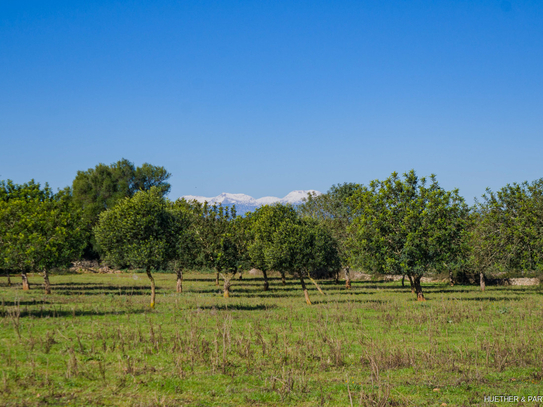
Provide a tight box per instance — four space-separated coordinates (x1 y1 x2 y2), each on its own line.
349 170 469 301
94 187 181 308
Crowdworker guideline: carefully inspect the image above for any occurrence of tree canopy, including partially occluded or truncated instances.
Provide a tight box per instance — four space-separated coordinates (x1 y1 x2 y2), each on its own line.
298 183 362 287
470 179 543 290
349 170 469 300
94 187 182 307
265 218 340 304
72 158 171 258
0 181 86 293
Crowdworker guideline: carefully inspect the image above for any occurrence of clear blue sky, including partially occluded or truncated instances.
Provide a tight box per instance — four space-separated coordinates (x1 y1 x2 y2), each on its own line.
1 0 541 202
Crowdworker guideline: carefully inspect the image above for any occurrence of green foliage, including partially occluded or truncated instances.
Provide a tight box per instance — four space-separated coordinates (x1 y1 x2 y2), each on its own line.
169 201 200 272
0 178 54 202
247 204 299 272
349 170 469 278
181 200 244 272
471 178 543 274
265 218 340 277
93 187 179 271
0 180 86 275
298 183 362 267
72 158 171 257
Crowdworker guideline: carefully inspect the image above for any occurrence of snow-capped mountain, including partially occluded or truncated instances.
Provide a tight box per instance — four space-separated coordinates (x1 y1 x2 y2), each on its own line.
181 190 321 215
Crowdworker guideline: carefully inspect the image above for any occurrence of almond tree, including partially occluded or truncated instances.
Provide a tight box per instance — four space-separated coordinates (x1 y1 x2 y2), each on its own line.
215 217 248 297
0 180 54 289
349 170 469 301
298 183 362 288
265 219 340 304
0 180 86 293
170 201 199 293
471 179 543 290
247 204 299 290
184 201 235 287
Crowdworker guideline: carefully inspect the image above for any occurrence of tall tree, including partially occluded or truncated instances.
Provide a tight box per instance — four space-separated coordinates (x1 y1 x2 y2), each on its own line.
298 183 362 288
349 170 469 301
94 188 181 308
72 158 171 257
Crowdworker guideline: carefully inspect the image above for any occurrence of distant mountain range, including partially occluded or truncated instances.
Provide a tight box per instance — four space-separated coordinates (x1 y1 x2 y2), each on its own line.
180 190 321 215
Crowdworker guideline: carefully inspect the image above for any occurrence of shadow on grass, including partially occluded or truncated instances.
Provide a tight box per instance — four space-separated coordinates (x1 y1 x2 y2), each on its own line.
194 304 278 311
1 307 147 318
311 298 389 305
42 283 162 296
450 296 522 302
1 299 53 306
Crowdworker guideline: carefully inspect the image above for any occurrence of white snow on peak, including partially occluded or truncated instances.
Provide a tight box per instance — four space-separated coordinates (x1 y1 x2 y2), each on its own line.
180 190 321 214
255 196 281 205
280 190 320 204
213 193 256 205
181 195 208 203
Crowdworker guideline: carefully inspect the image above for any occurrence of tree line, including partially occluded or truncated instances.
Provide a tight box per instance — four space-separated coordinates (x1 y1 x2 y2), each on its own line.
1 159 542 305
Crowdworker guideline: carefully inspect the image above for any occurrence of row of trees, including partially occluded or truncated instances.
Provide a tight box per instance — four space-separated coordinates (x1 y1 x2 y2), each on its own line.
2 160 542 305
94 189 340 307
299 171 543 299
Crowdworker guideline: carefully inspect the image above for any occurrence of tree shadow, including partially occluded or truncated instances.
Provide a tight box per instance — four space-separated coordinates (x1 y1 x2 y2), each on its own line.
1 307 148 319
46 283 160 296
194 304 278 311
1 299 53 306
451 296 522 302
312 298 389 305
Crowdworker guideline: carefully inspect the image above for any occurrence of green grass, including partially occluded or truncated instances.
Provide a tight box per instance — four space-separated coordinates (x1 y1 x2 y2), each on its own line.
1 272 542 406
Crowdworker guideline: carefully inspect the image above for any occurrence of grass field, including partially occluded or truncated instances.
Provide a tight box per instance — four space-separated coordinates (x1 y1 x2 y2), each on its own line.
1 272 542 406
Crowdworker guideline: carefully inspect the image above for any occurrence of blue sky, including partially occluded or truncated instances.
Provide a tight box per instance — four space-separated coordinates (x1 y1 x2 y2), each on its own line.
1 0 541 202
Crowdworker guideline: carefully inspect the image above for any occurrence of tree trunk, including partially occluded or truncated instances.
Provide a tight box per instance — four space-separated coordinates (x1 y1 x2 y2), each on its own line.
215 271 220 286
480 271 485 292
262 270 269 291
43 270 51 294
223 276 231 298
335 269 339 284
300 276 311 305
146 269 156 308
344 267 351 289
401 274 405 287
281 272 286 286
307 273 326 295
413 275 425 301
22 272 30 291
176 269 183 293
449 268 454 286
407 274 414 294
